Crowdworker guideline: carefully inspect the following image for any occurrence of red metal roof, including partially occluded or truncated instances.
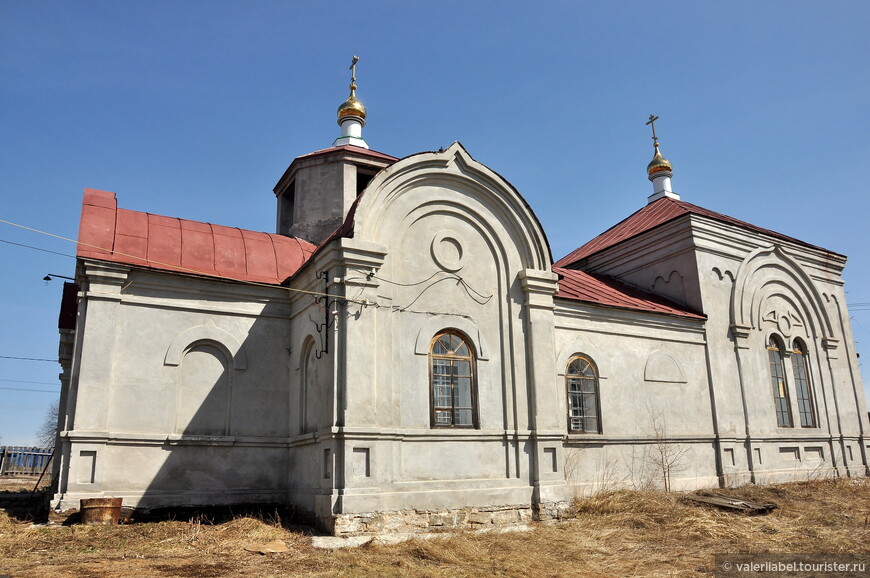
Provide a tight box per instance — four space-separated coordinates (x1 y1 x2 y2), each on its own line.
555 196 840 268
293 144 398 162
554 266 704 319
77 189 315 285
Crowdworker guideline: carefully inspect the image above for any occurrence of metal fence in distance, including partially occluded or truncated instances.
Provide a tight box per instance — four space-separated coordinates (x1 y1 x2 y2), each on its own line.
0 446 53 475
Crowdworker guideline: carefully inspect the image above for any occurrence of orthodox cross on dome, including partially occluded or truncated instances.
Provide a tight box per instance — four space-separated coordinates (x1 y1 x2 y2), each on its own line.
334 55 369 149
644 113 677 202
349 55 359 91
646 114 660 148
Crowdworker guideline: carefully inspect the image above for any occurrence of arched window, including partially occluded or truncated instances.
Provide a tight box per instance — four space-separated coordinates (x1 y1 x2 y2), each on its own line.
791 339 817 428
430 331 477 428
768 335 793 428
566 355 600 434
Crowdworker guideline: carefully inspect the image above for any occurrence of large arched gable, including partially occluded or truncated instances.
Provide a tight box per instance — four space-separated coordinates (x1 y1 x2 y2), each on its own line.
352 142 552 270
730 245 834 341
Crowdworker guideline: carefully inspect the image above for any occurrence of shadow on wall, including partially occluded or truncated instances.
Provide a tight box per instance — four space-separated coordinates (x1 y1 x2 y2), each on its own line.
74 283 334 522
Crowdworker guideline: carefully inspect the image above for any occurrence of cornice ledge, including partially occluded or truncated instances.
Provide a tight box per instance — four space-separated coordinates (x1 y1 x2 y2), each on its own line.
82 260 129 289
730 323 753 349
822 337 840 359
519 269 558 309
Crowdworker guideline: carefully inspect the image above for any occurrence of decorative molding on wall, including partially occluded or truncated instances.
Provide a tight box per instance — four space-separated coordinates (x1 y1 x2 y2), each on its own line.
643 350 687 383
761 302 805 339
164 320 248 370
652 269 686 303
730 323 752 349
431 231 467 272
352 142 552 271
414 315 489 360
712 266 735 283
555 341 607 379
730 245 834 341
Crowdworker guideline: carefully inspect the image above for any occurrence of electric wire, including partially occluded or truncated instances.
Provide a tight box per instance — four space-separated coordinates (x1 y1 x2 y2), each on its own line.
371 272 492 304
455 278 493 303
0 406 48 411
347 268 494 313
366 269 444 287
0 217 363 304
4 217 493 319
0 238 75 258
0 378 58 386
0 386 59 393
2 218 867 316
0 356 56 362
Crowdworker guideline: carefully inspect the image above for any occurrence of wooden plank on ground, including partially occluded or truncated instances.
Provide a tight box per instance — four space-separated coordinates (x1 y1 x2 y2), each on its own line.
683 492 777 514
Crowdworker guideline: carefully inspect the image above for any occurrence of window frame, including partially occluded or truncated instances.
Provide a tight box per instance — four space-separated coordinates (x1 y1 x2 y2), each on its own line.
565 354 601 434
429 330 478 429
767 334 793 428
790 338 818 428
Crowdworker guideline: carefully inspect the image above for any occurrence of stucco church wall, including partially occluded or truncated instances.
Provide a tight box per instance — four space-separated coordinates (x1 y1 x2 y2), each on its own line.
561 442 718 495
359 182 524 428
553 302 719 491
53 264 334 511
692 250 745 439
306 145 571 521
287 160 349 242
691 224 868 481
102 271 294 437
816 283 869 440
572 213 868 484
324 196 537 513
553 305 711 436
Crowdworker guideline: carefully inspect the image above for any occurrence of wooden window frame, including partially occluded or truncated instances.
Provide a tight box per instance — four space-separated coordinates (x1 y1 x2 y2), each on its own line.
768 334 793 428
429 330 478 429
791 338 818 428
566 354 601 434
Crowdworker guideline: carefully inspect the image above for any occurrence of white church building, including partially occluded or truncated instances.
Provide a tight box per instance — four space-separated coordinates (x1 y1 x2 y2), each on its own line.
51 63 869 534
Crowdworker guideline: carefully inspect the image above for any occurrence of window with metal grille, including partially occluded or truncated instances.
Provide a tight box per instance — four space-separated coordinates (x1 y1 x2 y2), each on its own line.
791 339 817 428
430 331 477 428
768 335 793 428
566 355 600 433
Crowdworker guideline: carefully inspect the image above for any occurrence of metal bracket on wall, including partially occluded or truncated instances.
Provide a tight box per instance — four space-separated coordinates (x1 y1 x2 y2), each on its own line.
312 270 343 359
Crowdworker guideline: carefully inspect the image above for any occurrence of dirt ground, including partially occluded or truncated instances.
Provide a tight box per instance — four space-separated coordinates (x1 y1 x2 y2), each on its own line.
1 477 869 577
0 477 46 493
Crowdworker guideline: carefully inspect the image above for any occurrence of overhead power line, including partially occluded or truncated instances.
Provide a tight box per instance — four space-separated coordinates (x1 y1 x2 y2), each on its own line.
0 356 56 362
0 386 59 393
0 378 58 386
0 406 48 411
0 217 349 303
0 238 75 258
3 217 867 317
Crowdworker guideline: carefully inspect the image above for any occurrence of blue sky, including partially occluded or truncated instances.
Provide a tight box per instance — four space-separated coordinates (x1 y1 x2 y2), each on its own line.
1 1 868 445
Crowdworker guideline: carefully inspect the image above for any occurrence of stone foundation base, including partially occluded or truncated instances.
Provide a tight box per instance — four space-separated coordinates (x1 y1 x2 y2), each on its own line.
332 501 571 535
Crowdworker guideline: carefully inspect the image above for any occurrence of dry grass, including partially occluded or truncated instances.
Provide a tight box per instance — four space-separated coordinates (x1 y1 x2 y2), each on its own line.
1 478 868 577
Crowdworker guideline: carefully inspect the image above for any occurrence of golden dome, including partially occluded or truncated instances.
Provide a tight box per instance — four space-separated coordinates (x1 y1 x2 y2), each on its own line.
647 144 672 176
337 84 366 123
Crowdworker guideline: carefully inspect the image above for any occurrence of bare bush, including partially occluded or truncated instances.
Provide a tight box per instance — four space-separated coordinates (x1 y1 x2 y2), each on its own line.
647 408 688 492
35 400 59 449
